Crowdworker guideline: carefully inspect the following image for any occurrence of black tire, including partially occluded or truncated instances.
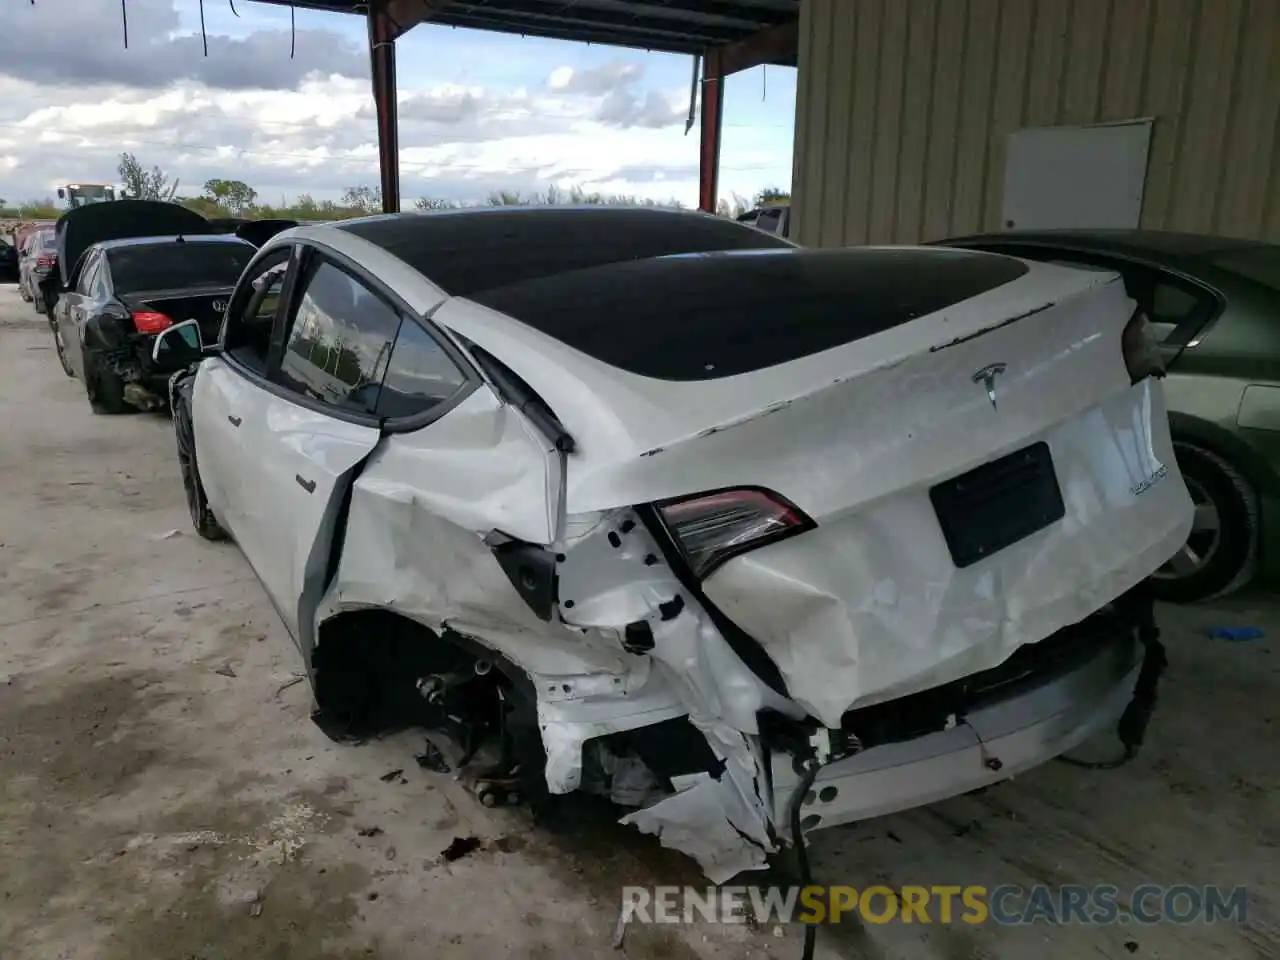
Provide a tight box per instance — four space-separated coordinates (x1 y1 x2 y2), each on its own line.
174 389 226 541
51 324 74 378
83 352 130 415
1151 443 1258 604
33 293 45 314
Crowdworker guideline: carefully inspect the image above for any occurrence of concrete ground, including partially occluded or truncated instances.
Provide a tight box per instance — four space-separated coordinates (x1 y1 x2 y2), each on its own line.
0 282 1276 960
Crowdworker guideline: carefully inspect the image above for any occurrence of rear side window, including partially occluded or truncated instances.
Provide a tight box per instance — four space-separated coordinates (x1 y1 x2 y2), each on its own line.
376 321 468 420
274 258 400 415
468 247 1028 381
107 242 254 293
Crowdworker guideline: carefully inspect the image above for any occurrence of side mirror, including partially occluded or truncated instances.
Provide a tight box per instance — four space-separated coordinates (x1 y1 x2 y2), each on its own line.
56 188 66 200
152 318 205 366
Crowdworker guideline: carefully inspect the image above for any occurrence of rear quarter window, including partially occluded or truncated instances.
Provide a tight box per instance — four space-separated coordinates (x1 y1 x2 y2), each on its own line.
468 247 1028 381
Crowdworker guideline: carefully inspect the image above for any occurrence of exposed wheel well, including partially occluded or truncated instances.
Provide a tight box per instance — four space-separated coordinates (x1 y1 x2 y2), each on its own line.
311 609 536 739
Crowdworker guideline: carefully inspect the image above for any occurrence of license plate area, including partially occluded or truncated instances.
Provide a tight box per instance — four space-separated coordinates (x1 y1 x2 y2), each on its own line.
930 441 1065 568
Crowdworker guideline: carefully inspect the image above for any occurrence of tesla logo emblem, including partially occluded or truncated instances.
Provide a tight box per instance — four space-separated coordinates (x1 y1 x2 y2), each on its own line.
212 300 228 313
972 363 1007 410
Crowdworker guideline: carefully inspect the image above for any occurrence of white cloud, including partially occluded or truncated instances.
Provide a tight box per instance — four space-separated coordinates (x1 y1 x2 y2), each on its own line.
0 0 792 208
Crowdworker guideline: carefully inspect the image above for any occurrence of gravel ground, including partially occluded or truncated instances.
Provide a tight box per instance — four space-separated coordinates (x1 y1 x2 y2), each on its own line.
0 282 1276 960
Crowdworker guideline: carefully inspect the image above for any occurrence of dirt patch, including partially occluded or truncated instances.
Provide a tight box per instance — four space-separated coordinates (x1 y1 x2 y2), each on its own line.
101 858 372 960
0 668 376 959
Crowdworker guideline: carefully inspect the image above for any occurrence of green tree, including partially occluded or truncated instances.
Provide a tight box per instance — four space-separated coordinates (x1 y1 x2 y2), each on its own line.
202 178 258 213
755 186 790 206
341 185 381 213
414 196 462 211
180 196 227 217
118 152 179 201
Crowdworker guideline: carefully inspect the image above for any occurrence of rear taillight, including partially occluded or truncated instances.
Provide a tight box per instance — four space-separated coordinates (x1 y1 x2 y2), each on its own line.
655 488 813 579
1122 310 1164 384
36 255 54 268
132 311 174 334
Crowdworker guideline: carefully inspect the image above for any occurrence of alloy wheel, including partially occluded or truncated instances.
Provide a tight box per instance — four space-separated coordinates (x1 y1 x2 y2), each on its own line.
1152 475 1221 581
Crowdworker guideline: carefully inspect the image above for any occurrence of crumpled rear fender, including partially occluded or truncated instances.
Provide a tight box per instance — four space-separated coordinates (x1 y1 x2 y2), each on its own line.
310 386 805 878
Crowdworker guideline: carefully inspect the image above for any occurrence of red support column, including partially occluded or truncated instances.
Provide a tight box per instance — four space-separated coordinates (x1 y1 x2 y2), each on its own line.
698 50 724 214
368 2 400 213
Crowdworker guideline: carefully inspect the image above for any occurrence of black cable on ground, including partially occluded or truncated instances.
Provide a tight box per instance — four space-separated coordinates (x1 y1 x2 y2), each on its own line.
1058 583 1166 770
787 761 822 960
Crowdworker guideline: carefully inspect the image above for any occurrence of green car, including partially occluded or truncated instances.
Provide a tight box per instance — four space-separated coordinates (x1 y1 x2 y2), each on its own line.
940 230 1280 604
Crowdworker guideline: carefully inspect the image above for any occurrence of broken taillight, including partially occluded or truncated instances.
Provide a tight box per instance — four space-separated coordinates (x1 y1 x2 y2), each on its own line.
132 310 175 334
655 488 814 579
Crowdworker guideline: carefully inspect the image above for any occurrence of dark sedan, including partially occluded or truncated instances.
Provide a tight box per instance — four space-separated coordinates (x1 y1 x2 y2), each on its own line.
0 235 17 282
50 234 255 413
939 229 1280 603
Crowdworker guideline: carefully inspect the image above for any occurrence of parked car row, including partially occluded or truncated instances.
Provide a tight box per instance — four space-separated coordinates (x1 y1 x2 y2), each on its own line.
36 201 292 411
32 199 1181 881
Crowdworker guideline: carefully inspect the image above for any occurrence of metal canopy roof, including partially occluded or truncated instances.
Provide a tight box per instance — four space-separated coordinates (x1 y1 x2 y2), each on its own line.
255 0 800 60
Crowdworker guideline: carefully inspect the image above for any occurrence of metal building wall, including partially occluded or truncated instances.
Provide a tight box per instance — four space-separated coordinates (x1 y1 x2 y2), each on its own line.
791 0 1280 247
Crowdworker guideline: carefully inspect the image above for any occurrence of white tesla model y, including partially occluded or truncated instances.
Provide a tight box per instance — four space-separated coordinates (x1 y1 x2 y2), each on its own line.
158 207 1192 880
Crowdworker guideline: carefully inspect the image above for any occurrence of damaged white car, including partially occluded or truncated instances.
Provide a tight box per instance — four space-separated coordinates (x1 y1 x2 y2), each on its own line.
159 208 1193 881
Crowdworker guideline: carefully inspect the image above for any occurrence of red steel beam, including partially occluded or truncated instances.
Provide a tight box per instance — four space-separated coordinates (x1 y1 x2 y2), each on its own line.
698 49 724 214
718 19 798 78
368 2 400 213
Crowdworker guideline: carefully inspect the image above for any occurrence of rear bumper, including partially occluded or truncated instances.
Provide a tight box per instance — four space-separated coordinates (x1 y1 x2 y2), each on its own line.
768 617 1140 832
90 338 176 406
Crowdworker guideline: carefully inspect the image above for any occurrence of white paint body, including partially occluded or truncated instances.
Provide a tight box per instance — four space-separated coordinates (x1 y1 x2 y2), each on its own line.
189 223 1193 880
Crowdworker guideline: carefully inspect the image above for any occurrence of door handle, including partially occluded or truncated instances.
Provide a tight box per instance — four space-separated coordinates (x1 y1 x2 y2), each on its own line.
295 474 316 494
227 414 242 427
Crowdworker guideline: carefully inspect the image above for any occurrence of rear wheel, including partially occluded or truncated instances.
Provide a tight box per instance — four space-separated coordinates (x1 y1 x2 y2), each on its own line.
33 293 45 314
51 324 74 378
1151 444 1257 603
174 389 226 541
83 353 129 415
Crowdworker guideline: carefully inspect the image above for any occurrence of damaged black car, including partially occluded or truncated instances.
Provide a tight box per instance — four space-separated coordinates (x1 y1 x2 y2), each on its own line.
42 200 256 413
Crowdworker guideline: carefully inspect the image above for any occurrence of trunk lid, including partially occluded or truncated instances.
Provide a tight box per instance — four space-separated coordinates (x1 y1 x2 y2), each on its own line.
121 287 234 344
459 249 1135 515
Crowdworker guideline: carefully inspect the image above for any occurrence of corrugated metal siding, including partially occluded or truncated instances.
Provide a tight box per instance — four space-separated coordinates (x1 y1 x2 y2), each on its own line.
792 0 1280 246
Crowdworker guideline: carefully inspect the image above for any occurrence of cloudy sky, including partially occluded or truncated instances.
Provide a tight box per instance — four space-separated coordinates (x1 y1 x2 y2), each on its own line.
0 0 795 208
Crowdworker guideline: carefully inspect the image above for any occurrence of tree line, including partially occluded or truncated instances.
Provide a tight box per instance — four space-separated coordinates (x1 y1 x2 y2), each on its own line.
1 152 790 222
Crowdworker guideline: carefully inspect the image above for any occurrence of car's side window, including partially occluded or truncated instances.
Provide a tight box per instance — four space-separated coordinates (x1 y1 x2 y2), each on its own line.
90 258 111 299
376 319 469 420
224 251 291 374
757 208 783 234
273 257 400 416
991 246 1217 345
76 255 100 296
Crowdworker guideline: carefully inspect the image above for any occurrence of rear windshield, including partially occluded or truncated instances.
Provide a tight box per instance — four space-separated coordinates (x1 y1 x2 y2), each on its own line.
106 242 253 293
339 207 792 297
1207 245 1280 293
469 247 1028 381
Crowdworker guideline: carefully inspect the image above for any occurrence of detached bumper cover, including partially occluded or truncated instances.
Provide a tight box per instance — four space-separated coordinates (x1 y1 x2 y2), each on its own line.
769 619 1141 831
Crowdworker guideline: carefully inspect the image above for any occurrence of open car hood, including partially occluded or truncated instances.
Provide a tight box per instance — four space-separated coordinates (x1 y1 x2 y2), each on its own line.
234 218 298 248
55 200 212 285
